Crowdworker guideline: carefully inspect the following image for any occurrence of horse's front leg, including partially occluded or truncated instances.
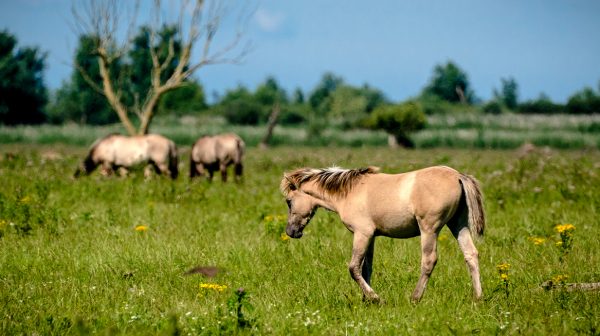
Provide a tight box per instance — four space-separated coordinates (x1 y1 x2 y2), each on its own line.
100 162 113 176
349 232 379 303
362 237 375 285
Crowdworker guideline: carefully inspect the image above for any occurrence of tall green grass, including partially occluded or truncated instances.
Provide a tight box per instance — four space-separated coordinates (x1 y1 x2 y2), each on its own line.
0 146 599 335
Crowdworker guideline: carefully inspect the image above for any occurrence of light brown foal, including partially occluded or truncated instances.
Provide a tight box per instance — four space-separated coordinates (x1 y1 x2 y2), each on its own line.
281 166 485 303
189 133 245 182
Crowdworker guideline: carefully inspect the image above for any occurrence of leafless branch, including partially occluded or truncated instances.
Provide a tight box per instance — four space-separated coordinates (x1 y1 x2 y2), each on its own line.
73 63 105 95
70 0 252 135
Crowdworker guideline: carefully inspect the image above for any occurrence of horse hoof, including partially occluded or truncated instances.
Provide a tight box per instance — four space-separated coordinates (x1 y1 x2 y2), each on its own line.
363 295 382 305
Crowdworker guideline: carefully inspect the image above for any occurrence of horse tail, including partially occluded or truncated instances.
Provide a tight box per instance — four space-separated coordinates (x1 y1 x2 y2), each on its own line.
459 174 485 238
189 145 197 178
234 136 245 177
168 141 179 179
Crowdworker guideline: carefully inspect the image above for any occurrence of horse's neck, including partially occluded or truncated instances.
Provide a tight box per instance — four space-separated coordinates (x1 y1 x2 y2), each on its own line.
302 182 340 213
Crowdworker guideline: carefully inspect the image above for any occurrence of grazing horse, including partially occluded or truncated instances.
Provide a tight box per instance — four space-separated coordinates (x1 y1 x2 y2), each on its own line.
280 165 485 303
190 133 245 182
74 133 178 179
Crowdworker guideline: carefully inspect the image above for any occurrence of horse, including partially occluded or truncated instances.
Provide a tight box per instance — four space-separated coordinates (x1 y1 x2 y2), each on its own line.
189 133 245 182
280 165 485 303
74 133 179 179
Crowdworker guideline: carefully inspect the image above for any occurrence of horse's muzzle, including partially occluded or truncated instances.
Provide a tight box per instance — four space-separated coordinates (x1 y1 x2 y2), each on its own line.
286 225 304 239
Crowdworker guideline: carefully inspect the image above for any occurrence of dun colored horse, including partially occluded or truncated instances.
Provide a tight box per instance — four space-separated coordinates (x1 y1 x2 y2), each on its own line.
280 165 485 303
190 133 245 182
74 133 178 179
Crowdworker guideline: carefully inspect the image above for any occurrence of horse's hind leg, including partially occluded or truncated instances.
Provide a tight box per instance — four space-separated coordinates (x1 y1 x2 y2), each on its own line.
234 162 243 182
411 229 439 303
220 162 228 182
448 211 482 300
155 162 171 178
349 232 380 303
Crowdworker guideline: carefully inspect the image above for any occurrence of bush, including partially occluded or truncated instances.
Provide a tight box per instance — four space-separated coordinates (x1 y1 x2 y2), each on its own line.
565 87 600 114
518 95 564 114
219 99 265 125
279 104 308 125
364 101 426 147
482 100 503 115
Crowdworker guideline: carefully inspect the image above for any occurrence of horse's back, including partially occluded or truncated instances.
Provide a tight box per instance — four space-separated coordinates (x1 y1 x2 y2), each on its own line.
356 166 463 237
92 134 129 163
406 166 463 226
215 133 244 163
192 136 217 163
144 134 174 161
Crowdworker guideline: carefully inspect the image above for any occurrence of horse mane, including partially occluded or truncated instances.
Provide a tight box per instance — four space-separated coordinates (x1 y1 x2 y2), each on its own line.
280 166 380 198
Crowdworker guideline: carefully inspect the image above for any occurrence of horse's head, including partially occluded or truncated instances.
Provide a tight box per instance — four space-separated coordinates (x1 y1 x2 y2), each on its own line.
284 189 317 239
73 153 96 178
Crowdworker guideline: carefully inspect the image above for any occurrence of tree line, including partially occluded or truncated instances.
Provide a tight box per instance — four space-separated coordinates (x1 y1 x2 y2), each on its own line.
2 26 600 134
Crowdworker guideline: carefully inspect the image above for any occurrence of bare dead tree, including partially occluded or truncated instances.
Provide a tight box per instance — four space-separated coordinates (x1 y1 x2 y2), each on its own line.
71 0 251 135
259 102 280 149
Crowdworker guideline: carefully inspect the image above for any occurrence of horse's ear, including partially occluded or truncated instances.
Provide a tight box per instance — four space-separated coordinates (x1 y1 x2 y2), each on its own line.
367 166 380 174
284 174 297 191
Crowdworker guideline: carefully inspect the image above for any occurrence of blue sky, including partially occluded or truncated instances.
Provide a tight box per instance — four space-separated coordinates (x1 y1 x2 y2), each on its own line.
1 0 600 103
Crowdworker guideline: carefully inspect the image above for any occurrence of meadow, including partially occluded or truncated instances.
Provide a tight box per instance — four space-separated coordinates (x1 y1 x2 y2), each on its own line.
1 113 600 149
0 144 599 335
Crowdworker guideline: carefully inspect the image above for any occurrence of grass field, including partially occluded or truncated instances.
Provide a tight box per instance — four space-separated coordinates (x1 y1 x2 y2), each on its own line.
1 113 599 149
1 145 599 335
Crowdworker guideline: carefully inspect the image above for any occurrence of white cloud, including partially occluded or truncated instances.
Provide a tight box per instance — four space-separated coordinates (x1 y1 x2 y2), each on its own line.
254 8 285 33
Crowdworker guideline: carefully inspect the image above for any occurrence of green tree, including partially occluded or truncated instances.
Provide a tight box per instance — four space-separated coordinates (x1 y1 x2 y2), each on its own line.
566 86 600 114
308 72 344 114
292 88 305 104
493 77 519 110
158 80 207 116
217 85 263 125
255 76 288 107
365 102 426 148
0 30 47 125
329 85 368 127
48 35 116 124
423 61 474 104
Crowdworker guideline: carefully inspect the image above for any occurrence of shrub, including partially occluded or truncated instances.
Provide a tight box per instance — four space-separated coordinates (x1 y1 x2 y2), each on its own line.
219 99 266 125
482 100 503 115
364 101 426 147
518 95 564 114
565 87 600 114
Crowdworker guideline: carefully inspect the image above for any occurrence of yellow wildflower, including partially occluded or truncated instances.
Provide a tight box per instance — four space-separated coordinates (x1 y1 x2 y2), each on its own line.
528 237 546 245
555 241 563 247
500 273 509 280
554 224 575 234
437 233 448 242
135 225 148 232
552 274 568 284
280 232 290 241
199 283 228 292
496 263 510 272
264 215 274 222
19 195 32 204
